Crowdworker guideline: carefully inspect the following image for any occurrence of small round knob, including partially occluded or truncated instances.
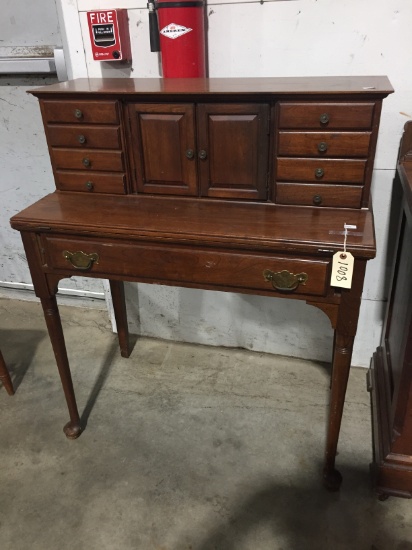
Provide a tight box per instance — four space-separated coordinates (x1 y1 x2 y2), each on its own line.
313 194 322 206
74 109 83 119
315 167 324 178
85 181 94 191
319 113 329 124
82 157 91 167
185 149 194 159
318 141 327 153
78 134 86 144
198 150 207 160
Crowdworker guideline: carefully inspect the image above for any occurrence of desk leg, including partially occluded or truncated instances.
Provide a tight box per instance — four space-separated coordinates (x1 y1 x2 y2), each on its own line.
323 260 366 491
109 280 131 358
41 296 82 439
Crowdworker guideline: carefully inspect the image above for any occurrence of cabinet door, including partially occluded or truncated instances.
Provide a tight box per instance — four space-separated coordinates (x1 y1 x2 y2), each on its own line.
128 103 197 196
197 104 269 200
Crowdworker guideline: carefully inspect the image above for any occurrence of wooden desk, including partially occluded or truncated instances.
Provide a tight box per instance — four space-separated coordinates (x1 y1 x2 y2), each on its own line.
10 76 393 491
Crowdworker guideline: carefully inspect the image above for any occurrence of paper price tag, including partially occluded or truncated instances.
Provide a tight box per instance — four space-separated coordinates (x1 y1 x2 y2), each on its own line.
330 251 354 289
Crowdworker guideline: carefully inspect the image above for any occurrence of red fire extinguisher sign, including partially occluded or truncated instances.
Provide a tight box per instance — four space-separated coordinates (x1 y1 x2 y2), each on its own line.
87 10 131 62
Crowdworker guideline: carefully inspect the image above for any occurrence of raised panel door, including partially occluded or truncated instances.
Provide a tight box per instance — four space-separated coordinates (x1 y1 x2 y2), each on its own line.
128 103 197 196
197 103 269 200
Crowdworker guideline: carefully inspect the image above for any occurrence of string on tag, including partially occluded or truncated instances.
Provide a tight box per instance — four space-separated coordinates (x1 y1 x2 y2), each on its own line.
342 223 357 257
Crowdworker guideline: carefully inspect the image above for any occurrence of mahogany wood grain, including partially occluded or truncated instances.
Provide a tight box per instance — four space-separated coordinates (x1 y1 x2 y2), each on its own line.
55 171 126 194
11 192 376 259
30 76 394 97
0 350 14 396
276 183 363 209
41 100 119 124
278 102 375 130
47 125 121 149
276 158 366 184
52 149 124 172
128 103 197 196
277 131 371 158
109 280 131 358
13 77 394 492
197 103 269 199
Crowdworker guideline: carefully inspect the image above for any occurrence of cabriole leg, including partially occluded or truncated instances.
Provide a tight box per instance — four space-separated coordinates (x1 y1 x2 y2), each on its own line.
41 296 82 439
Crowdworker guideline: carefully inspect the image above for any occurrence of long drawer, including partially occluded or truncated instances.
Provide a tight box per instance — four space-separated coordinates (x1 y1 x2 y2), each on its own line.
277 131 371 157
276 158 366 183
278 102 375 129
52 149 124 172
42 236 331 297
42 100 119 124
276 183 363 208
47 125 121 149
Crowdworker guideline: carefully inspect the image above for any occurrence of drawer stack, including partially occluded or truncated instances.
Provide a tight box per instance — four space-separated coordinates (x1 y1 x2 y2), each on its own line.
274 102 375 208
41 100 127 194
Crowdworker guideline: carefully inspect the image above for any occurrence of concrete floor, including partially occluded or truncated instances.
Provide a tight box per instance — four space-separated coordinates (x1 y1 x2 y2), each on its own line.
1 296 412 550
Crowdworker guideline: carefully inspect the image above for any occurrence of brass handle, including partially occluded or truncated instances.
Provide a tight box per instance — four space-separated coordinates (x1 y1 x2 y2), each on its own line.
315 167 324 178
63 250 99 271
82 157 91 167
186 149 194 159
198 150 207 160
263 269 308 292
78 134 86 144
313 194 322 206
319 113 329 124
85 181 94 191
74 109 83 119
318 141 327 152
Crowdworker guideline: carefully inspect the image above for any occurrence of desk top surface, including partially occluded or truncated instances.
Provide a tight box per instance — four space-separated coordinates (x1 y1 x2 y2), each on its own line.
29 76 394 97
11 193 376 258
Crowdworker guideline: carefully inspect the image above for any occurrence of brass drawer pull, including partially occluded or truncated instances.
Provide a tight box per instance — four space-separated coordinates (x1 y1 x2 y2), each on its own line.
318 141 327 152
319 113 329 124
85 181 94 191
82 157 91 167
74 109 83 119
263 269 308 292
78 134 86 144
315 167 324 178
313 194 322 206
63 250 99 270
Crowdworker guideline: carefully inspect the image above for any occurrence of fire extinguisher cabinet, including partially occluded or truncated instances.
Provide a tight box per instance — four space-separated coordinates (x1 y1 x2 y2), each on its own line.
156 0 206 78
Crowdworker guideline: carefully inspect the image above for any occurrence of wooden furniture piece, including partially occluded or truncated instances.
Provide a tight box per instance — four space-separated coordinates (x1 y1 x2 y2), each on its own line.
0 350 14 396
369 121 412 499
10 77 393 491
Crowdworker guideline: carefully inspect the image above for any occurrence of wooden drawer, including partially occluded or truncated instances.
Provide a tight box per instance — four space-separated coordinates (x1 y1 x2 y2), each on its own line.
278 102 375 129
55 171 126 194
52 148 124 172
47 125 121 149
42 100 119 124
43 236 331 297
276 183 363 208
277 131 371 158
276 158 366 183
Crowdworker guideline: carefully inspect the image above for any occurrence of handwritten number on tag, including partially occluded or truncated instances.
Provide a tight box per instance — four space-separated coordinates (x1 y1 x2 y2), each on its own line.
331 251 354 289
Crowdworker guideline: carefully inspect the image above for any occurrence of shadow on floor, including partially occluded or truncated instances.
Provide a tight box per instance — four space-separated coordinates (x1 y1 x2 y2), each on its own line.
189 465 412 550
0 328 45 392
